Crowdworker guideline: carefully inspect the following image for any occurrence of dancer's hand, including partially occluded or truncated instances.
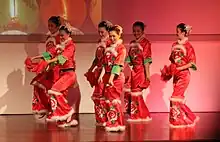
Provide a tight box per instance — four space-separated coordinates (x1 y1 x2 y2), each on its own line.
98 77 102 84
146 75 150 81
108 79 114 86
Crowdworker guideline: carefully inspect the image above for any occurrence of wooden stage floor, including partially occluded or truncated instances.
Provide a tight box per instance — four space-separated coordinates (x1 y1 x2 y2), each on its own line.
0 113 219 142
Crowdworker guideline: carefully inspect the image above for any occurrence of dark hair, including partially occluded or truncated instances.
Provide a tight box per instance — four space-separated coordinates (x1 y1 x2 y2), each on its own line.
48 16 61 27
177 23 192 36
98 20 113 31
109 25 123 36
133 21 145 31
59 25 71 34
130 40 137 44
177 23 187 34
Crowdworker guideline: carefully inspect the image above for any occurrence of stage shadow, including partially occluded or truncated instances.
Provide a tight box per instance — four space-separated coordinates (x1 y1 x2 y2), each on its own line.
145 73 168 112
0 69 30 114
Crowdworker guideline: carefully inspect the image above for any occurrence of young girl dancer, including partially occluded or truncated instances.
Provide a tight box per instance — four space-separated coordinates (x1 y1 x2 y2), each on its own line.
84 20 113 126
45 25 78 128
124 21 152 121
161 23 199 128
25 16 61 119
98 25 126 132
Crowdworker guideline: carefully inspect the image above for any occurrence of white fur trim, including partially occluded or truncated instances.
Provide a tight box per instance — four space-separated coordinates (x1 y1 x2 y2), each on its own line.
105 125 125 132
131 91 142 96
56 37 72 51
123 88 131 92
61 37 72 45
172 44 187 56
45 37 56 46
105 100 110 103
48 90 62 96
130 43 143 51
127 117 152 122
105 47 118 57
50 108 75 121
174 57 182 63
119 126 126 131
112 99 121 104
105 39 123 56
57 119 78 128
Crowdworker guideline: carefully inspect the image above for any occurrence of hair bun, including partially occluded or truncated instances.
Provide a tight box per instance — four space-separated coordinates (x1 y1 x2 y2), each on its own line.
114 25 123 35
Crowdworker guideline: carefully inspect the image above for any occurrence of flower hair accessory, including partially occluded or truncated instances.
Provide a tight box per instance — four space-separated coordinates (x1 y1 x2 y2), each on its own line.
115 25 123 35
185 25 192 36
59 16 84 35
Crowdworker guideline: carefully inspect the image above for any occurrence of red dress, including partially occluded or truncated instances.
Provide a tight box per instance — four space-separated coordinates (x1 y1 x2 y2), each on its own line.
124 35 152 121
102 39 126 132
84 39 111 126
47 38 78 127
29 31 60 115
161 38 199 128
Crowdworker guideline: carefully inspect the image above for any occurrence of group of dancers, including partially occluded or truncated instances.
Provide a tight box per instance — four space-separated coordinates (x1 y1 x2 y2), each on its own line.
24 16 199 132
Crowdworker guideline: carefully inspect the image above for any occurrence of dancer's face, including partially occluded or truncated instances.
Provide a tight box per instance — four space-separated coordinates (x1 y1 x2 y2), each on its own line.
109 31 120 44
98 27 108 39
48 21 59 34
133 26 144 40
176 28 185 40
59 30 69 42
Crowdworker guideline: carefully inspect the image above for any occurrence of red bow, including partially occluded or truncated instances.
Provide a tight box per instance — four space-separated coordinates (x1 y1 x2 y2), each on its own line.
31 60 49 74
84 71 98 87
24 57 38 71
161 64 178 81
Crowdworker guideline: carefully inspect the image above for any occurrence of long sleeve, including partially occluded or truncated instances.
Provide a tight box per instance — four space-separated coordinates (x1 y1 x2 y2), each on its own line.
186 45 197 70
57 43 75 65
111 45 126 75
142 40 152 64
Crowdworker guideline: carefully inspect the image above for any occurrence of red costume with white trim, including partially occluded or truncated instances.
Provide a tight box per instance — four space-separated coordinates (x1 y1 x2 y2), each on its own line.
124 35 152 122
102 39 126 132
26 31 60 116
47 38 78 127
161 38 199 128
84 38 111 126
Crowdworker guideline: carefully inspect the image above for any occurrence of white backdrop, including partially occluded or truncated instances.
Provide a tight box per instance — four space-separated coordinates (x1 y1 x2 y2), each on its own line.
0 41 219 114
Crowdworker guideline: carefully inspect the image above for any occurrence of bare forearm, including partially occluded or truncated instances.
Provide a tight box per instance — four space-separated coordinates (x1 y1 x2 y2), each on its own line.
109 73 115 82
31 55 43 60
99 67 105 79
144 63 150 80
88 58 97 71
47 57 58 64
